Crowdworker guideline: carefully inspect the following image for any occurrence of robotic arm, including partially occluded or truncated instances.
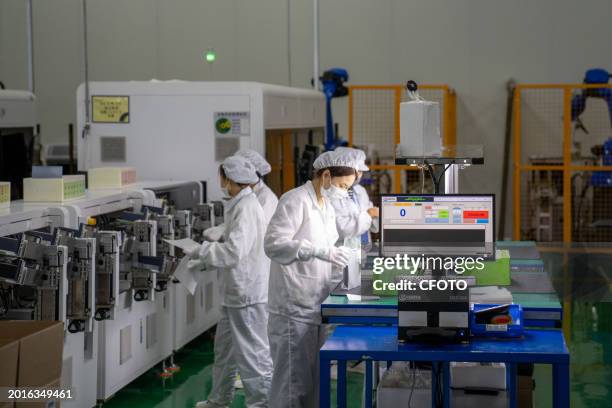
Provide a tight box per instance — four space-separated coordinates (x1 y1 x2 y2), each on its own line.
571 69 612 187
320 68 349 150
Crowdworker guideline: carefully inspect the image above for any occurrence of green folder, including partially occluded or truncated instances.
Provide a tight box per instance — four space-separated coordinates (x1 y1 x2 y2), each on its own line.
464 249 511 286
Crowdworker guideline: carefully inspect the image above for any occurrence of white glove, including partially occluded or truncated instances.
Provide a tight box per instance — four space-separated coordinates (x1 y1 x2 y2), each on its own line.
370 217 380 234
314 246 352 268
203 225 224 242
187 258 206 271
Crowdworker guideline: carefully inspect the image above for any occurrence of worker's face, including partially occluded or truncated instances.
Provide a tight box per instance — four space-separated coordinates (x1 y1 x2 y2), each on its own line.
219 173 228 189
219 174 235 197
321 170 356 193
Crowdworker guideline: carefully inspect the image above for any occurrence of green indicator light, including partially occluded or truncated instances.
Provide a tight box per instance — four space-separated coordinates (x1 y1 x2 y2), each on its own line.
204 49 216 63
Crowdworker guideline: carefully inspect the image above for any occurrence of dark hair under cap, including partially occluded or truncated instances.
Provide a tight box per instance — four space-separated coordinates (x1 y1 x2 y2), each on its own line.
315 166 357 178
218 164 251 187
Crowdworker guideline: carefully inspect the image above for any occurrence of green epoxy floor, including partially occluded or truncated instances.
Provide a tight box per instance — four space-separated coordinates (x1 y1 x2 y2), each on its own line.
101 331 364 408
103 252 612 408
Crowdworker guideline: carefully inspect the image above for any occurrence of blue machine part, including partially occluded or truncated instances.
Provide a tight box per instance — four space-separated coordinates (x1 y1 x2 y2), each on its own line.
591 138 612 186
470 303 524 338
571 68 612 186
320 68 349 150
584 68 611 84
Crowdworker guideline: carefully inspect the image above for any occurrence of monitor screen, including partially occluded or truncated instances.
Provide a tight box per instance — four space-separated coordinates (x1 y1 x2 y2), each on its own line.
380 194 495 258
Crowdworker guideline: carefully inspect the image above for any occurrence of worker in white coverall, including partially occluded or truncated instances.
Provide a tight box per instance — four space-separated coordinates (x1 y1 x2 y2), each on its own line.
332 147 379 244
264 150 357 408
187 155 272 408
203 149 279 241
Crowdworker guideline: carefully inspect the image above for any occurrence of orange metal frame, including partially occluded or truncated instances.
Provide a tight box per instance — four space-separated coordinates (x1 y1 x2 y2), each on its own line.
512 84 612 342
512 83 612 242
348 84 457 193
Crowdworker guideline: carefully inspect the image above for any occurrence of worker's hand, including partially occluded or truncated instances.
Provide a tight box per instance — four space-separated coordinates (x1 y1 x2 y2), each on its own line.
203 225 224 242
313 246 352 267
367 207 379 218
187 258 206 271
330 246 352 268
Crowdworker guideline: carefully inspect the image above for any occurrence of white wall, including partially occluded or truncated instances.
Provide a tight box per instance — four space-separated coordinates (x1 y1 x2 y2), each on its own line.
2 0 612 235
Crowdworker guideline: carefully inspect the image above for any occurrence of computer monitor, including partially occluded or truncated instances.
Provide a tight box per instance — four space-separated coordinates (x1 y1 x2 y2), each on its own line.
380 194 495 258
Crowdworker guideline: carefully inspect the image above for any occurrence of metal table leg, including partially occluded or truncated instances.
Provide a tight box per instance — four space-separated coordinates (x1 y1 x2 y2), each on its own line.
320 355 331 408
553 362 570 408
507 362 517 408
443 362 450 408
431 362 438 407
365 360 373 408
337 360 347 408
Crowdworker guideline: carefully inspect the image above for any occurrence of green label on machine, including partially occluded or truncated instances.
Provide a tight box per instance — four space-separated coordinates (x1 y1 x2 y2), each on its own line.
64 179 86 200
215 117 232 134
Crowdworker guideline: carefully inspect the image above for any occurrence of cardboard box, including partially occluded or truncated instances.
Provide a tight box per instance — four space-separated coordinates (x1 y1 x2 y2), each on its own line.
0 337 19 408
88 167 137 189
14 379 61 408
23 176 85 202
0 321 63 388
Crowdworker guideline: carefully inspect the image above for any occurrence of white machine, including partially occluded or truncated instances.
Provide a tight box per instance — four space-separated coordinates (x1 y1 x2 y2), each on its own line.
0 89 36 127
0 180 220 406
54 181 219 401
0 202 98 408
76 81 325 200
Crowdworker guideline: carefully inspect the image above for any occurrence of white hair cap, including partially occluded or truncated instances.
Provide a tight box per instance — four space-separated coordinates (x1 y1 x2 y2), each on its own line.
334 146 369 171
236 149 272 176
313 150 357 170
221 155 259 184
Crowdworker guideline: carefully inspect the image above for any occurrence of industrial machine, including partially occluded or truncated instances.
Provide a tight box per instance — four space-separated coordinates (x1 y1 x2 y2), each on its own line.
54 181 219 400
0 202 98 408
76 81 325 197
0 89 37 199
523 69 612 242
380 194 495 342
571 69 612 240
0 180 221 406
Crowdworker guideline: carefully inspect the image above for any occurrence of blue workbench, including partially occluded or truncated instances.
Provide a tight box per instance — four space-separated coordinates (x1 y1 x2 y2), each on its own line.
321 292 562 327
322 240 562 327
320 326 570 408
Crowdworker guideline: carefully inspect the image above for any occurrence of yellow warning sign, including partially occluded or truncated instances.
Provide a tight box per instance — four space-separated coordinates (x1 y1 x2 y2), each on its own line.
92 96 130 123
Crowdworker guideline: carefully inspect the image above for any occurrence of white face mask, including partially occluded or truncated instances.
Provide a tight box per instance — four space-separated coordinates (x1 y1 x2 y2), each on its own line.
221 183 230 198
321 184 348 201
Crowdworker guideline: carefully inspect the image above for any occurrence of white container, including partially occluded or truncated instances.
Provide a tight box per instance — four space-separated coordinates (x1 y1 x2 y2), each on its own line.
377 364 431 408
452 389 507 408
399 100 441 157
451 362 506 390
88 167 137 189
23 175 86 202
